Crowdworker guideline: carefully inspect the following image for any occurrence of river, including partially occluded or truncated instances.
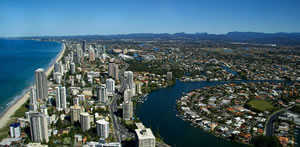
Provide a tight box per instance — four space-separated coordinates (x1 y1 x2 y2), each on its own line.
135 80 250 147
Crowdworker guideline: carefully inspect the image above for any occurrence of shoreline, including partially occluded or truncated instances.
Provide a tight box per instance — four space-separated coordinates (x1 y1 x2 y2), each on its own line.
0 42 66 129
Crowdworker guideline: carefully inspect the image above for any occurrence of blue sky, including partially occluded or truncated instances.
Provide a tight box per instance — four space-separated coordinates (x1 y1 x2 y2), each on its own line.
0 0 300 37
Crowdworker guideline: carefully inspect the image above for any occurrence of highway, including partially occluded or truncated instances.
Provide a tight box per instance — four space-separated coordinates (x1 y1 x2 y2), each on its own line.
109 63 129 142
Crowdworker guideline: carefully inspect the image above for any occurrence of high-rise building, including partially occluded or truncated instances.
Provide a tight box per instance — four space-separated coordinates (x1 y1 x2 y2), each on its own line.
70 51 74 62
70 105 84 124
123 100 133 120
82 41 86 52
55 86 67 111
73 97 79 106
114 64 119 81
124 71 135 96
96 119 109 138
123 88 132 102
53 72 62 84
124 71 134 88
94 48 99 58
78 95 85 102
55 87 60 109
59 61 64 76
106 78 115 94
136 82 142 95
29 112 49 143
70 62 76 74
97 84 108 103
135 123 156 147
29 86 38 111
167 72 173 81
89 49 95 62
54 62 61 73
74 54 79 64
102 45 106 54
76 44 83 63
80 112 90 131
108 59 115 78
35 68 48 100
9 123 20 138
40 105 48 116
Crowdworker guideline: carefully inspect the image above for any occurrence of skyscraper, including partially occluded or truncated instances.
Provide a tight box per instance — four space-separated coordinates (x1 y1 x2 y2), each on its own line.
96 119 109 138
124 71 135 96
53 72 62 84
29 112 49 143
108 59 115 78
114 64 119 81
97 84 108 103
123 88 132 102
89 48 95 62
106 78 115 94
29 86 37 111
59 61 64 76
70 62 76 74
136 82 142 95
55 86 67 111
73 97 79 106
123 100 133 120
35 68 48 101
9 123 21 138
54 62 61 73
124 71 134 87
70 105 84 124
40 105 48 116
94 48 99 58
82 40 86 52
80 112 90 131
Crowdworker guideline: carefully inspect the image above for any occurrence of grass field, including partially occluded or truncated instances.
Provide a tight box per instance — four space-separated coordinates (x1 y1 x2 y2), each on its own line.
247 99 276 112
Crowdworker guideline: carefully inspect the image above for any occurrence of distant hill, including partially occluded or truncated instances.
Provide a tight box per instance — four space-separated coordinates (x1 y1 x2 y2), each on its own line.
7 32 300 45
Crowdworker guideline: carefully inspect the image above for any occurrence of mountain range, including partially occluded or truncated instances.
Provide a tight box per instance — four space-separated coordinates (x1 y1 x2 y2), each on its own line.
7 32 300 45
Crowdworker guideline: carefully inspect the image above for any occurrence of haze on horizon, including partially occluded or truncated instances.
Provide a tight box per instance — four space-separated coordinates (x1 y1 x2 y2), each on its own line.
0 0 300 37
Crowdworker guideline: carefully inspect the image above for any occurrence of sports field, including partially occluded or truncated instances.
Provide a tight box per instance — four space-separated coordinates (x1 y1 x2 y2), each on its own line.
247 99 276 112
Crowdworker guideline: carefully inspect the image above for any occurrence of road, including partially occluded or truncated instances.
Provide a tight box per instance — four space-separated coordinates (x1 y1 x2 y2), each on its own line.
109 63 129 142
264 106 292 136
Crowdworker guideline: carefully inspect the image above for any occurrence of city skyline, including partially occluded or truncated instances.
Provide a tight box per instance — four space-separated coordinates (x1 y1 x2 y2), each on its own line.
1 0 300 37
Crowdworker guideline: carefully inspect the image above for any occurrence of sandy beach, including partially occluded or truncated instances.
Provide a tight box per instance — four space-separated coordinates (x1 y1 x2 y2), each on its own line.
0 42 66 129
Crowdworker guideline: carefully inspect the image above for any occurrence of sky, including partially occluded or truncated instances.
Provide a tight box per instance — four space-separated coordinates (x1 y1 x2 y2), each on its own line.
0 0 300 37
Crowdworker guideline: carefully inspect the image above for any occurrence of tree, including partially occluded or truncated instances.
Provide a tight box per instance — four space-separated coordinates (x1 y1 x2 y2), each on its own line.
57 118 63 130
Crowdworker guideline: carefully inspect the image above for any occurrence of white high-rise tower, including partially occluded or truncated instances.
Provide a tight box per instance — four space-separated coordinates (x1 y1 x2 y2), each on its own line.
96 119 109 138
29 112 49 143
35 68 48 101
55 86 67 111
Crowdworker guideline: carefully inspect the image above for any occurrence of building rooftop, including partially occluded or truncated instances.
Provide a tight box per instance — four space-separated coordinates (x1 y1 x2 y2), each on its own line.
135 126 155 140
0 138 21 146
96 119 109 125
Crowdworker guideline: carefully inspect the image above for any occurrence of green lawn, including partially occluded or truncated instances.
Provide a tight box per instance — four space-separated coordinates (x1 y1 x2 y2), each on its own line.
247 99 276 112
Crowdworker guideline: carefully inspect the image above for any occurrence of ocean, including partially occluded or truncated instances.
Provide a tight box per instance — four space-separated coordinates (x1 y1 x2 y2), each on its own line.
0 39 62 116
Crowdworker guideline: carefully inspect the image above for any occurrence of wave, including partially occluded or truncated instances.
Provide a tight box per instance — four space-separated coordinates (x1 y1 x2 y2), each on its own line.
0 85 31 117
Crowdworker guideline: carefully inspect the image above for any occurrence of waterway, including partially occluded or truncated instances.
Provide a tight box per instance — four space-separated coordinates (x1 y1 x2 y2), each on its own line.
135 80 249 147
